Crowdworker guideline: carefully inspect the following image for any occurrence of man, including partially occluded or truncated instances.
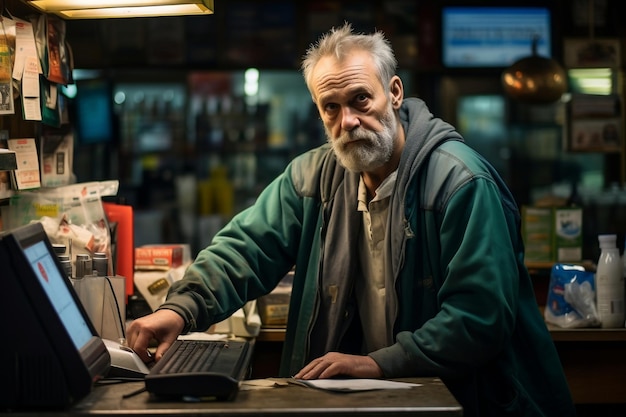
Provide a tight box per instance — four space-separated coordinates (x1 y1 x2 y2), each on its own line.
127 23 575 416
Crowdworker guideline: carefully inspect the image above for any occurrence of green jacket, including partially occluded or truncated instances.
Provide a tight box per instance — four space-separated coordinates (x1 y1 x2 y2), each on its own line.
162 98 574 416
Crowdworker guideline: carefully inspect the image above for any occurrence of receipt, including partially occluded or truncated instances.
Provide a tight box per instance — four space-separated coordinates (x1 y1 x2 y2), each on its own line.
289 378 421 392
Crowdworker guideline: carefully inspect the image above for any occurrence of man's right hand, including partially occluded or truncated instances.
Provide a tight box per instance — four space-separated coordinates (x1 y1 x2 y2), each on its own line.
126 309 185 363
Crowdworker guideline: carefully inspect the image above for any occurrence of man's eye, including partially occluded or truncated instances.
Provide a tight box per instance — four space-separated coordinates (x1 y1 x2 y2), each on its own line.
353 95 370 109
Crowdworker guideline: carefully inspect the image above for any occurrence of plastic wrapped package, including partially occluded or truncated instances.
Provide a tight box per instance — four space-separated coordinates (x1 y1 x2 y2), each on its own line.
544 263 600 328
3 181 118 273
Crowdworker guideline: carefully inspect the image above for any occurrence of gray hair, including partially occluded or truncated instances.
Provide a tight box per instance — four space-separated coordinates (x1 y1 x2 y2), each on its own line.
301 22 398 99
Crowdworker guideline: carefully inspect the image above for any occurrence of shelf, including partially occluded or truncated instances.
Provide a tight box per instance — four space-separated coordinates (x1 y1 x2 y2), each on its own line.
258 324 626 344
548 324 626 342
257 326 286 342
525 260 596 272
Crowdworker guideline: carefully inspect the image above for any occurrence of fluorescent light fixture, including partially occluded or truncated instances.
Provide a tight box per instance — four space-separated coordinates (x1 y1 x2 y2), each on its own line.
22 0 214 19
568 68 614 95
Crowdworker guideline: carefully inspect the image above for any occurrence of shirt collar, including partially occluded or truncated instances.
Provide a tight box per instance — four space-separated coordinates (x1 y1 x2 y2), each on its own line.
357 170 398 210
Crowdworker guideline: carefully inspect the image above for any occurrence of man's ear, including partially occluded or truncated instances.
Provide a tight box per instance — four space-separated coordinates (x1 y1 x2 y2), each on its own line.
389 75 404 109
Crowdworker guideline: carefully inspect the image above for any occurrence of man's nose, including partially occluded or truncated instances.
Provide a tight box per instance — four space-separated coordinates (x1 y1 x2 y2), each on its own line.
340 107 360 131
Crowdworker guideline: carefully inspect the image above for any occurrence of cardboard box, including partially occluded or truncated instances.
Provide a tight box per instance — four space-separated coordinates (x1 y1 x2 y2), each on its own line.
553 207 583 262
522 205 583 263
210 301 261 338
522 206 553 263
257 273 293 326
135 245 184 270
134 263 187 312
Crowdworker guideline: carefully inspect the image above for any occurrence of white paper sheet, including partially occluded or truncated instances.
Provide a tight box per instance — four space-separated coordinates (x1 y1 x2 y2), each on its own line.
289 378 422 392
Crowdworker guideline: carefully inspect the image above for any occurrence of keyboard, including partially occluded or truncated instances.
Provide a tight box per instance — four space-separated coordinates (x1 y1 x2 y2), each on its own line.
144 339 253 400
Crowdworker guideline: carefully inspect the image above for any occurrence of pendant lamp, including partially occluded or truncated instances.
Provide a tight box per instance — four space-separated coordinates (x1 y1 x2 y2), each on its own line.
501 36 568 104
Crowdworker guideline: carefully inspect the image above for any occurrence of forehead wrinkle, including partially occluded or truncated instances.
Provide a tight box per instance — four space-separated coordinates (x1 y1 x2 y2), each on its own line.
315 64 373 100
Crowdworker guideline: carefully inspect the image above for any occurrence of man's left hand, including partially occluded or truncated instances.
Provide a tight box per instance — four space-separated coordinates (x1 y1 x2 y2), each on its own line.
294 352 383 379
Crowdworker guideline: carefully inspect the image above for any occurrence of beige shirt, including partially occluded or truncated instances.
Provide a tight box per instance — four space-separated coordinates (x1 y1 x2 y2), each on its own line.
356 170 397 353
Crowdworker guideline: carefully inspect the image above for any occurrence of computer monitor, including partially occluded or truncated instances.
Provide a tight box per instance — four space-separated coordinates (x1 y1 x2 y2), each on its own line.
0 222 110 409
441 5 552 68
74 78 115 145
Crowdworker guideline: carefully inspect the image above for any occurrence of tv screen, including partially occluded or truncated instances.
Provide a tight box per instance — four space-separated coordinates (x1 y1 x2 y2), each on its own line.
75 79 114 144
0 222 110 409
442 6 552 68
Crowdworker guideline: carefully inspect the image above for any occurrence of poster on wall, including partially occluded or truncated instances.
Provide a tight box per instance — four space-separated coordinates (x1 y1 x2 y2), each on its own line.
7 138 41 190
568 94 622 152
0 17 15 115
564 38 621 68
570 118 621 152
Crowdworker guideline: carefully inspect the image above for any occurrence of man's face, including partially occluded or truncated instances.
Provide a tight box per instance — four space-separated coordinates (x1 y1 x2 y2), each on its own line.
310 50 398 173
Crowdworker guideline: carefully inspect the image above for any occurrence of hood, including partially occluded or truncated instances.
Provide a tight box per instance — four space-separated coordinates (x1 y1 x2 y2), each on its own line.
382 98 464 313
396 97 464 199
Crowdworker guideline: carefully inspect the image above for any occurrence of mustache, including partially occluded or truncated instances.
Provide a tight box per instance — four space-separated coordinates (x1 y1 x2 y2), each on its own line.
334 128 376 145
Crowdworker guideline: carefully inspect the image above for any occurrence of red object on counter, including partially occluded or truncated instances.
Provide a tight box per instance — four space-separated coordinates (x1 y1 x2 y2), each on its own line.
103 202 134 302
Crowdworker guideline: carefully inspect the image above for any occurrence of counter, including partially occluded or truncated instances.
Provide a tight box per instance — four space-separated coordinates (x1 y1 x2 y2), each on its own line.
253 325 626 405
1 377 462 417
548 325 626 404
527 261 626 405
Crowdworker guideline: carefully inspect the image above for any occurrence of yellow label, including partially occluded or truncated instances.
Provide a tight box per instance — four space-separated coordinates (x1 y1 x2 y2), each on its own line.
34 203 59 218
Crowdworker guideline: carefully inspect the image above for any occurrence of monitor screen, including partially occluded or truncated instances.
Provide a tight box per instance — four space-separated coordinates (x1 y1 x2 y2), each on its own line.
75 79 114 144
23 240 93 350
0 222 110 409
442 6 552 68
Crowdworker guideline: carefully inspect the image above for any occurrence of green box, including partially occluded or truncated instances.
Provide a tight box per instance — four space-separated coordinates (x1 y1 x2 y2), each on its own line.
553 207 583 262
522 206 553 263
522 206 584 263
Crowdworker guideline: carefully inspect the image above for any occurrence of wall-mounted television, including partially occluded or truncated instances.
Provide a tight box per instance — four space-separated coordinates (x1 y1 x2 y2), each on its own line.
74 79 115 144
442 6 552 68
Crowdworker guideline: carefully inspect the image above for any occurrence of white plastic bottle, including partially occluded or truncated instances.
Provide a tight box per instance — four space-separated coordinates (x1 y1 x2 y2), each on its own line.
595 234 625 328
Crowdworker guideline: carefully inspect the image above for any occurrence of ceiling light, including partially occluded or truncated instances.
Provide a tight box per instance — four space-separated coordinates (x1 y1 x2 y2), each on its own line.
22 0 214 19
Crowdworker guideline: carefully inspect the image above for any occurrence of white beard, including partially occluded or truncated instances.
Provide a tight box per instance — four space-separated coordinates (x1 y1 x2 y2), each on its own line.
326 103 397 173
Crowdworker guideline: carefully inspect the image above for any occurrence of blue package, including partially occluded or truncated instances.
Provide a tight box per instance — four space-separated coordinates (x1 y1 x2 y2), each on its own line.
544 263 600 328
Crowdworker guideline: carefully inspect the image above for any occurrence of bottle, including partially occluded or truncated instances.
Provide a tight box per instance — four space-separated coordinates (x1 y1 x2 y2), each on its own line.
595 234 625 328
93 252 109 277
